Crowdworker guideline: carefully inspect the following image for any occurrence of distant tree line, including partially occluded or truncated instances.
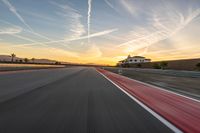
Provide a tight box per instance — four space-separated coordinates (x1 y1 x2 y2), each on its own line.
117 61 169 70
117 60 200 71
196 63 200 71
153 61 168 69
0 53 61 65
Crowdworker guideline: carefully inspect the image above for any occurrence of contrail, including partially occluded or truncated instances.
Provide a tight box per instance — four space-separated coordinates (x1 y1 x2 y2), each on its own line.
13 28 118 47
116 8 200 56
1 0 53 42
87 0 92 43
0 20 48 46
105 0 114 9
0 27 22 35
1 0 33 31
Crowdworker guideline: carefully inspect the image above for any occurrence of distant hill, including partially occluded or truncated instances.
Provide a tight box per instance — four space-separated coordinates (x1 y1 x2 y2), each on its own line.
0 55 107 66
0 55 59 64
0 55 20 62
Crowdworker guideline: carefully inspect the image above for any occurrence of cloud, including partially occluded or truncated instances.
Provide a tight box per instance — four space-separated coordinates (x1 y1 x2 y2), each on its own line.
51 1 86 40
78 44 102 58
25 30 52 41
46 47 79 58
104 0 121 14
2 0 54 41
50 1 78 12
87 0 92 42
1 0 33 31
117 6 200 55
23 11 56 22
0 33 48 47
119 0 136 15
105 0 114 9
147 46 197 55
104 0 137 15
0 19 48 46
0 27 22 35
14 28 118 47
0 20 48 46
73 28 118 40
69 13 85 39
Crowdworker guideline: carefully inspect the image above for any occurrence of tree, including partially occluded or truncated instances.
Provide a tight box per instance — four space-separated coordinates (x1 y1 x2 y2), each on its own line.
55 61 61 65
11 53 16 62
31 58 35 63
196 63 200 70
137 63 142 68
116 63 121 67
153 63 161 69
160 61 168 69
24 58 29 63
122 63 130 68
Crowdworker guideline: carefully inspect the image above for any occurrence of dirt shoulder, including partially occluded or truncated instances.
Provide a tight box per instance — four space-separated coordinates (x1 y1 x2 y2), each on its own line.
0 63 66 72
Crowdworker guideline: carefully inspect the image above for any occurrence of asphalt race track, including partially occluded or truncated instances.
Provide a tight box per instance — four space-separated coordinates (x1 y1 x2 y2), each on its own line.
0 67 177 133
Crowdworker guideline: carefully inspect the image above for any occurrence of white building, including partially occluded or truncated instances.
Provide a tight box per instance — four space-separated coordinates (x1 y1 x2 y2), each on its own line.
118 55 151 65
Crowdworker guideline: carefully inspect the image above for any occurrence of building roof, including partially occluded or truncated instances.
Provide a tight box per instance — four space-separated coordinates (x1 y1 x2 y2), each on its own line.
128 56 145 58
118 55 151 63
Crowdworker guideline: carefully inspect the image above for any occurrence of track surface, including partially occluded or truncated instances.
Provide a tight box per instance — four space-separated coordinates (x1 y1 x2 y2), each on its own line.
0 67 173 133
98 68 200 133
104 67 200 99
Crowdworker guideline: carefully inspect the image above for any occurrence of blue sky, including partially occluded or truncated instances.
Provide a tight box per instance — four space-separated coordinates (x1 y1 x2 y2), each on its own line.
0 0 200 65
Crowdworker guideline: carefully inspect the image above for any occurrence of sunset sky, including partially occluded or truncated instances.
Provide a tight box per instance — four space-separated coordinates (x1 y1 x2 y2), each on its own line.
0 0 200 65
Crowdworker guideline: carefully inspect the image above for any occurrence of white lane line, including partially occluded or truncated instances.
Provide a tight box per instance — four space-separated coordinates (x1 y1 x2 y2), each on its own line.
97 70 183 133
116 72 200 103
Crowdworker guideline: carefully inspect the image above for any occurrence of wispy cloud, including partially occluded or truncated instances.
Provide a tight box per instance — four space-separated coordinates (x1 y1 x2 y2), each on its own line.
0 19 48 46
91 28 118 37
78 44 102 59
23 10 57 22
1 0 33 30
117 6 200 55
105 0 114 9
0 20 43 46
50 1 78 13
147 46 197 55
0 27 22 35
104 0 120 14
119 0 136 15
66 28 118 42
14 28 118 47
1 0 53 41
51 1 86 40
12 35 46 46
104 0 137 15
87 0 92 42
